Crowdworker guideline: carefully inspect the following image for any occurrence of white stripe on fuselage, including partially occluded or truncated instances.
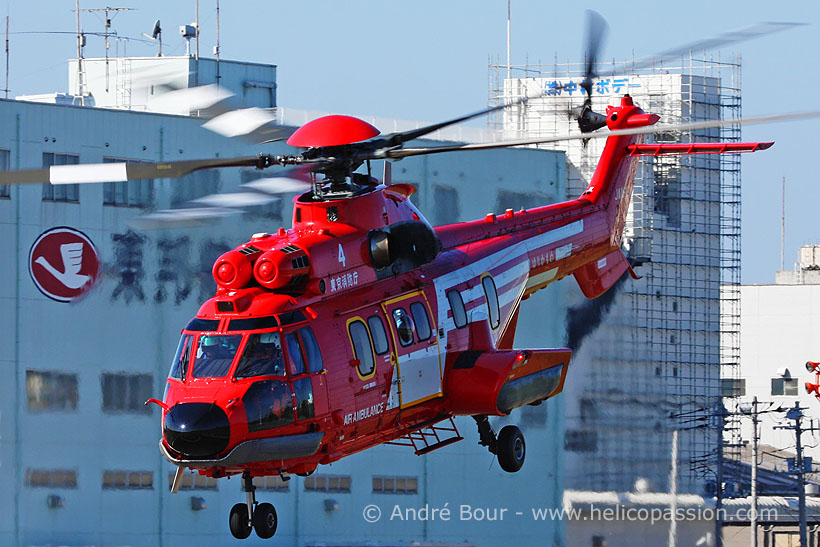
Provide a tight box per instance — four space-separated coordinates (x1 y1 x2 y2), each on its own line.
433 219 584 341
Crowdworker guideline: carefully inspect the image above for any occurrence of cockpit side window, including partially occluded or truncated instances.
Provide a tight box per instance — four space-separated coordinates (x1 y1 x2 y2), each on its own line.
235 332 285 378
299 327 324 373
169 334 193 380
192 334 242 378
285 333 306 376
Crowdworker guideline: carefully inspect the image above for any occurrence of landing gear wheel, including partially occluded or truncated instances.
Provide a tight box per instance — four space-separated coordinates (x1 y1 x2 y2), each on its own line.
229 503 252 540
497 425 526 473
253 502 278 539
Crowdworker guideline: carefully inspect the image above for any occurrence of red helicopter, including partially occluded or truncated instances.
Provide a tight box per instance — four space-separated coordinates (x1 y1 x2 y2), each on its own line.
1 14 801 540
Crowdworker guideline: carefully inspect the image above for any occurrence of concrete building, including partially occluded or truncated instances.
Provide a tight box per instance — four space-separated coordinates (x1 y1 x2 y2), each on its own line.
738 245 820 466
0 55 570 546
495 57 743 496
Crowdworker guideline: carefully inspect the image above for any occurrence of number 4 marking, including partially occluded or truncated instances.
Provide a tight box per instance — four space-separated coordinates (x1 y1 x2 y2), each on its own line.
338 244 346 267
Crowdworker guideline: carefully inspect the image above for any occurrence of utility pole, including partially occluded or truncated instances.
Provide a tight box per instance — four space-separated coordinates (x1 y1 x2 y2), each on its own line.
775 402 809 546
668 429 679 547
715 401 726 547
750 397 760 547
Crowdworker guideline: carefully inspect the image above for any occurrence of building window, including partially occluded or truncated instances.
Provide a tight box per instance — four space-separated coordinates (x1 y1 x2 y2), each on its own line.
103 470 153 490
26 370 78 412
579 399 598 423
720 378 746 397
0 149 10 198
372 476 418 495
304 474 351 493
168 472 218 491
564 430 597 452
102 158 154 207
25 469 78 489
101 373 153 414
772 377 798 396
520 404 548 426
42 152 79 202
252 475 290 492
433 185 459 224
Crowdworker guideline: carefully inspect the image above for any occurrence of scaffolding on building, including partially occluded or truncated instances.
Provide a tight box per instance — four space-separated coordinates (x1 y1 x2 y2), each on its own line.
489 54 743 494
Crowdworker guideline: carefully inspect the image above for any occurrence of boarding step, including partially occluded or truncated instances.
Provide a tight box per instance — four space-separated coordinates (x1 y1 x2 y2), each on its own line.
386 417 463 455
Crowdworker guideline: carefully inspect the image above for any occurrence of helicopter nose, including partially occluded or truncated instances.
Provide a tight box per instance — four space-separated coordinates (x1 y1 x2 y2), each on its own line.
163 403 230 458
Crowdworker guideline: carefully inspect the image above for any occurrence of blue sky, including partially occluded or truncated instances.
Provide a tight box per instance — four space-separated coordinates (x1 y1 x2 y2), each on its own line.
3 0 819 283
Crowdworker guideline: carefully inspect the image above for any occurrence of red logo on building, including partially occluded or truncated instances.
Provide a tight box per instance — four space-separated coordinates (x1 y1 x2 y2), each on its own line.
29 227 100 302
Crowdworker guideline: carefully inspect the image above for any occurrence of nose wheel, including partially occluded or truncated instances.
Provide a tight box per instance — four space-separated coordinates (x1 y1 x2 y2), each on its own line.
229 472 278 540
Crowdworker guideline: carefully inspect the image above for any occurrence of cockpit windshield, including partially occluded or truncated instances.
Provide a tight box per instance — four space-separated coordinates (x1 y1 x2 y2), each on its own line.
235 332 285 378
192 334 242 378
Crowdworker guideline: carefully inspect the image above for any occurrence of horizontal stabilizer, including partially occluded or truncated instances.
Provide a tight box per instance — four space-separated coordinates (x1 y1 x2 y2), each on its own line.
627 142 773 156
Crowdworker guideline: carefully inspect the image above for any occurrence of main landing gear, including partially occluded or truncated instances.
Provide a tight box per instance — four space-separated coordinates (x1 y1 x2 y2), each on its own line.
473 415 526 472
229 472 278 540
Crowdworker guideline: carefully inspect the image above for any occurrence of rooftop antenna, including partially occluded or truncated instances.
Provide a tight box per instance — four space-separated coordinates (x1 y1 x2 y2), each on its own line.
781 176 786 271
195 0 199 60
142 19 162 57
5 14 9 99
506 0 511 81
214 0 221 87
73 0 88 104
76 7 133 92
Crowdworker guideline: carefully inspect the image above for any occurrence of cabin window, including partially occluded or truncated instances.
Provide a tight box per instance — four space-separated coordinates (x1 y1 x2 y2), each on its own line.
299 327 324 373
169 334 193 380
192 334 242 378
482 275 500 330
447 289 467 328
367 316 389 355
235 333 285 378
349 320 376 378
410 302 432 341
285 333 306 375
293 377 315 420
392 308 415 347
243 380 294 432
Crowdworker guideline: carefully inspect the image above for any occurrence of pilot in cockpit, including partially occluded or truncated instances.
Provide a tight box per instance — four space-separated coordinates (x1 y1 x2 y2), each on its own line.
236 332 284 377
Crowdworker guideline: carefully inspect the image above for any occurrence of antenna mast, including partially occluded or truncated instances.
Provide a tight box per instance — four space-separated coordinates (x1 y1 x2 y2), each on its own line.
76 7 133 93
781 176 786 271
4 15 8 99
215 0 221 87
73 0 88 103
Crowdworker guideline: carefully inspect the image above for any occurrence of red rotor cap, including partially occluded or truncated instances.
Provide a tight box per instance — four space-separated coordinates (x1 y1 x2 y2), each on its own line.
287 115 380 148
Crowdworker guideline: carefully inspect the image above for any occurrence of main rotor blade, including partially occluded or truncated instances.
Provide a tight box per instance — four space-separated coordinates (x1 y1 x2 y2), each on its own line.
0 156 269 185
385 110 820 159
129 207 241 230
378 94 532 147
153 83 296 144
595 22 805 80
